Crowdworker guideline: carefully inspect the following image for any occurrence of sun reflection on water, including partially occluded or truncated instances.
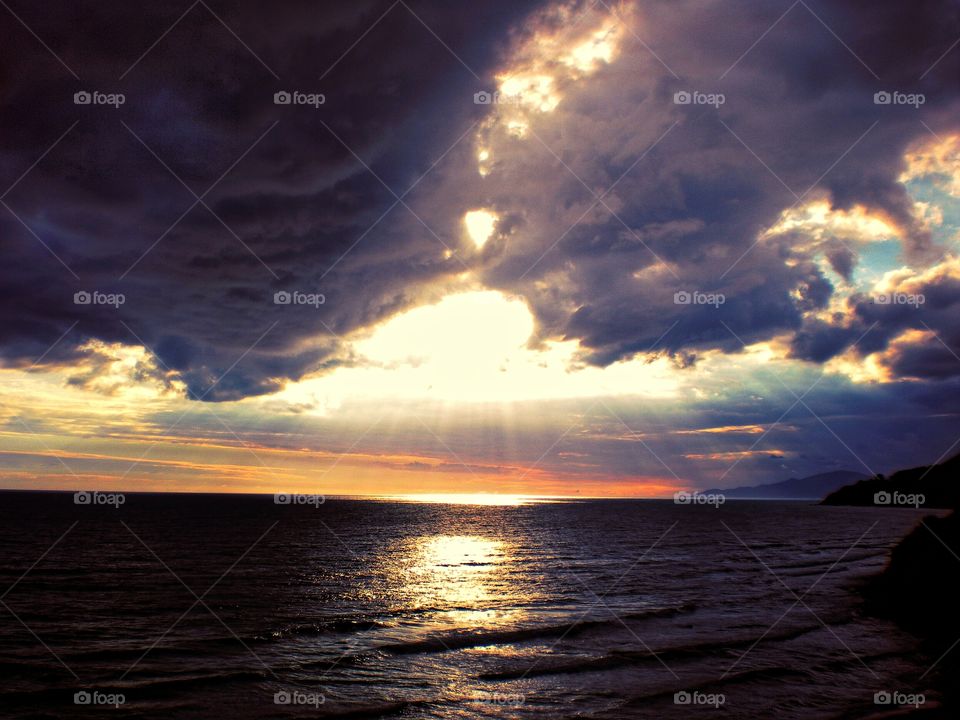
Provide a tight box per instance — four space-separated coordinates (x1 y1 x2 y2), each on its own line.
391 533 533 636
416 535 503 607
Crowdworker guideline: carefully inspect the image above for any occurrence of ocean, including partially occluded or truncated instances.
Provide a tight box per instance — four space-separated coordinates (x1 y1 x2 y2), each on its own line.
0 493 943 718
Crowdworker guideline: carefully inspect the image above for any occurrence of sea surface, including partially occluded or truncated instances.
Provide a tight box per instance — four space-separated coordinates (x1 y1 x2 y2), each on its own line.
0 493 945 718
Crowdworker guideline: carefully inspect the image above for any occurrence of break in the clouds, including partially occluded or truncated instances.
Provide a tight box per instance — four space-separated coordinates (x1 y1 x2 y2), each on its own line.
2 0 960 493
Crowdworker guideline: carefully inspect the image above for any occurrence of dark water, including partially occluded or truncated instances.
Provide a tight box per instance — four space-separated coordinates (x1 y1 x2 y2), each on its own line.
0 493 945 718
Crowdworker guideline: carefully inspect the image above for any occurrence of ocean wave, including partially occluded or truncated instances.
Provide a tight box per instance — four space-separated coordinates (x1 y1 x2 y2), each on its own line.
375 604 697 656
479 623 830 680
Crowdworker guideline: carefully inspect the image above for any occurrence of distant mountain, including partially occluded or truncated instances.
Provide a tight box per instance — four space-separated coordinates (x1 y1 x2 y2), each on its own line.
703 470 867 500
821 453 960 509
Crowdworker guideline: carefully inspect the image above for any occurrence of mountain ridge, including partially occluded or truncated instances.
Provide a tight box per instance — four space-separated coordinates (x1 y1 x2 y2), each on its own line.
703 470 867 500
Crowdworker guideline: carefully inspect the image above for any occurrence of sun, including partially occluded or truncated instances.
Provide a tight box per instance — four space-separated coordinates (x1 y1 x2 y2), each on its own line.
392 493 529 506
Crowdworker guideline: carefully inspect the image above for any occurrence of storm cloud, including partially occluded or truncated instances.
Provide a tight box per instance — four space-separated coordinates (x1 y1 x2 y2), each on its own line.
2 0 959 401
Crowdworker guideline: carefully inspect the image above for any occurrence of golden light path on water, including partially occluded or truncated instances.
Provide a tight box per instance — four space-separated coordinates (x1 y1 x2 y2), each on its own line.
378 496 565 640
380 494 563 653
415 536 507 609
374 531 543 709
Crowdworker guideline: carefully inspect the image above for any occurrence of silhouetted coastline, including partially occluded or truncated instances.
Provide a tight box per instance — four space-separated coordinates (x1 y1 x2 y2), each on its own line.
823 454 960 715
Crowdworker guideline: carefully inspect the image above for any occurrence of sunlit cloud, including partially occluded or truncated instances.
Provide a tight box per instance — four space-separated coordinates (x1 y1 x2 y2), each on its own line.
675 424 767 436
901 133 960 196
561 18 620 72
764 200 897 245
64 340 184 399
684 450 790 461
474 1 626 174
871 254 960 298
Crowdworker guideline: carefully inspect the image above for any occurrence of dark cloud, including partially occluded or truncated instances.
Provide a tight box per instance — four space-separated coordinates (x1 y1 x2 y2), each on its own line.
0 0 539 399
826 245 856 280
1 0 959 402
790 260 960 376
885 335 960 380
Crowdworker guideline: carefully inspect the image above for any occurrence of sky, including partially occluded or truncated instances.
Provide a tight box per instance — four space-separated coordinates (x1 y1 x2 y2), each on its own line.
1 0 960 497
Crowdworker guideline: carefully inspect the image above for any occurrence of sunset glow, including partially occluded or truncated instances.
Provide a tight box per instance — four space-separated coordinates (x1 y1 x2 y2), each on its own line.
0 0 958 502
4 2 960 718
